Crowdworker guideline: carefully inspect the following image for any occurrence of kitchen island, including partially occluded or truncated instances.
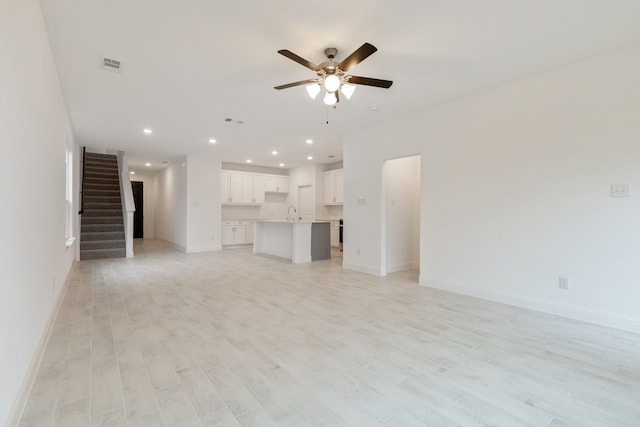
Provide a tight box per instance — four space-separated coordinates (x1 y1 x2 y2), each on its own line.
253 220 330 263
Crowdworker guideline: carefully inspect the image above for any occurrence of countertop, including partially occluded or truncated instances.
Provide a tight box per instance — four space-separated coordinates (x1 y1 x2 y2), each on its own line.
255 219 330 224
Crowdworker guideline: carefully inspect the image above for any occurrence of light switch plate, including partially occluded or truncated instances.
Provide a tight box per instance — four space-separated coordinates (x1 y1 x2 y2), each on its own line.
611 184 630 198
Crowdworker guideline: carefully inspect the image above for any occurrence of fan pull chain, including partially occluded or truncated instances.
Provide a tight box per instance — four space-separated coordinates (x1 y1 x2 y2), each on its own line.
326 105 337 125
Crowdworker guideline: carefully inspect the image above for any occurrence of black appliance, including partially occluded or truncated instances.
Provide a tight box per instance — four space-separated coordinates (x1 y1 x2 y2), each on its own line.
339 219 343 252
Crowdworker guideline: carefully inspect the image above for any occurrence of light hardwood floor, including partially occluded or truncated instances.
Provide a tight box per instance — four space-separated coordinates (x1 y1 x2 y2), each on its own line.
18 239 640 426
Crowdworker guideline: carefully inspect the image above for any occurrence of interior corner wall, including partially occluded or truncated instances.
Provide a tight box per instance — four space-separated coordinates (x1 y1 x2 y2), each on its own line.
186 156 222 253
154 158 187 250
383 155 420 274
0 0 78 424
343 42 640 332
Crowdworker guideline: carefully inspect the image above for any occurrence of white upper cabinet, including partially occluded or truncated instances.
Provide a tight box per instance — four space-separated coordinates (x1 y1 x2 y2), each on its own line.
265 175 289 193
248 174 265 204
229 173 244 203
221 171 231 203
323 169 344 205
222 171 287 204
221 171 247 204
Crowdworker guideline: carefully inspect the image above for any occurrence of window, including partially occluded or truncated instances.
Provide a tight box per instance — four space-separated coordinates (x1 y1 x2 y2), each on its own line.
65 145 75 247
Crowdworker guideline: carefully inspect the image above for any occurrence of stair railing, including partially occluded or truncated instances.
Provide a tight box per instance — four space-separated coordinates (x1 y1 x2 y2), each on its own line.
78 146 86 215
116 151 136 257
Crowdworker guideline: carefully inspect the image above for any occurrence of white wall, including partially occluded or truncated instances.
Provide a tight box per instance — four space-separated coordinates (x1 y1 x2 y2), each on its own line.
186 156 221 252
344 43 640 332
154 158 187 250
383 155 420 273
288 164 316 218
0 0 78 424
131 172 156 239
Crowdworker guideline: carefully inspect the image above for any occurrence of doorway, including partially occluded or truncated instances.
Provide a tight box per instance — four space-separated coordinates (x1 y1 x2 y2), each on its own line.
131 181 144 238
298 185 313 220
382 155 421 276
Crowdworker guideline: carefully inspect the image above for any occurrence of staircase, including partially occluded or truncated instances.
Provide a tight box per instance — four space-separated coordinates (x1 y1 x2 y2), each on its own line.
80 153 126 260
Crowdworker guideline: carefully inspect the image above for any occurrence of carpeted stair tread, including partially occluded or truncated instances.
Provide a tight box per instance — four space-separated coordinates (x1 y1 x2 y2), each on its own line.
82 209 123 217
81 231 125 241
84 196 122 204
80 153 126 260
84 203 122 210
81 216 124 225
80 248 126 260
80 239 126 250
81 223 124 232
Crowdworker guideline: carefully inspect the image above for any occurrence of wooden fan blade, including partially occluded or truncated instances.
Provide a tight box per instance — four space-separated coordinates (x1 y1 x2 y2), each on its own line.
274 79 317 90
277 50 320 71
338 43 377 71
347 75 393 88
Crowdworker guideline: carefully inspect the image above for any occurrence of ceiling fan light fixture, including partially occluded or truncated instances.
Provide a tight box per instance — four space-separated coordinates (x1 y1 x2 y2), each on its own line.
306 83 321 99
341 83 356 100
275 43 393 106
324 74 340 93
323 91 337 106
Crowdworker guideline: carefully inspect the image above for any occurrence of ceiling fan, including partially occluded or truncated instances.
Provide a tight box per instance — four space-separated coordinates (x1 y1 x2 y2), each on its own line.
274 42 393 106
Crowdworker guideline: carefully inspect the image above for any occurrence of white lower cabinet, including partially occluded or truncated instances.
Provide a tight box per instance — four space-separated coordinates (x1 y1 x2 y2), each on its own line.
222 221 249 246
330 221 339 247
246 221 255 244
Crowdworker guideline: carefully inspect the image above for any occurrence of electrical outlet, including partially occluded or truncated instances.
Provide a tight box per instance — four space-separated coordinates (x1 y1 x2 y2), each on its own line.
611 184 629 198
558 277 569 290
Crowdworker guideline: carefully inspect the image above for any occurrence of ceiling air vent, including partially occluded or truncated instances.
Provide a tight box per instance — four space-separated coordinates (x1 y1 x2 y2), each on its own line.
101 57 122 73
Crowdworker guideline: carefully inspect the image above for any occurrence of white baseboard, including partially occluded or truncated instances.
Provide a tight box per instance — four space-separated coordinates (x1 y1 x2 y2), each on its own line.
420 278 640 334
155 238 186 253
386 262 418 274
6 263 75 426
342 262 384 276
186 244 222 253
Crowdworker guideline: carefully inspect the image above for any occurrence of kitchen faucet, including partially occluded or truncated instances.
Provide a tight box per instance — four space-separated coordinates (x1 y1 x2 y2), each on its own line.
287 205 297 221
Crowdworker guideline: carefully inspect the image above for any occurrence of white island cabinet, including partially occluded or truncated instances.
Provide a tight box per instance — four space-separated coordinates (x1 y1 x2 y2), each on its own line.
253 220 331 263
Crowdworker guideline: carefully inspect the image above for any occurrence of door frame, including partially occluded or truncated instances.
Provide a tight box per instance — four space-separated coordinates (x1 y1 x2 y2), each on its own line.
131 180 144 238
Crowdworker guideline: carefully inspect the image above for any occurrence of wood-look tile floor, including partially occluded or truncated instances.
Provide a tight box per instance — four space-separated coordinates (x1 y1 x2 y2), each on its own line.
18 239 640 426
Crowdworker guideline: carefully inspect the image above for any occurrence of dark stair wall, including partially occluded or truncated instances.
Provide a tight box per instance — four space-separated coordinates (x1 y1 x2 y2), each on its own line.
80 153 126 260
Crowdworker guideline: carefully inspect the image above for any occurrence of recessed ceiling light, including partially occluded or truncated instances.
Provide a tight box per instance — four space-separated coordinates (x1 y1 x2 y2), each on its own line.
369 105 379 111
246 159 252 163
145 163 151 167
209 139 216 144
307 156 313 160
129 171 135 175
279 163 285 167
143 129 152 134
272 150 278 155
306 139 313 144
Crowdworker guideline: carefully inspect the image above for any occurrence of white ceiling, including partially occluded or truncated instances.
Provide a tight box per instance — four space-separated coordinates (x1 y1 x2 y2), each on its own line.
39 0 640 172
